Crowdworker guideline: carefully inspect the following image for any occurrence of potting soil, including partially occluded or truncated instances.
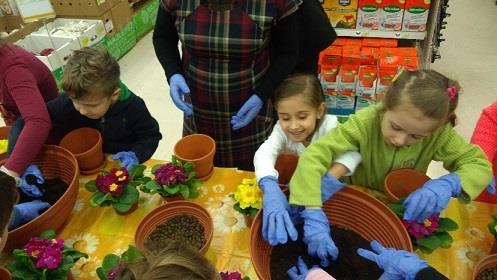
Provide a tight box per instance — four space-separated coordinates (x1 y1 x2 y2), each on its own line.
19 175 68 205
270 224 382 280
476 266 497 280
145 214 206 253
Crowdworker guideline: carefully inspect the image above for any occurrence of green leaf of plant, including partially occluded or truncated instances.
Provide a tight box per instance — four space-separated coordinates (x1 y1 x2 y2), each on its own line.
437 218 459 232
119 185 139 204
415 235 441 251
144 180 161 193
96 267 107 280
39 229 56 239
130 164 146 178
434 231 453 248
388 203 405 216
417 244 435 254
164 185 180 195
113 202 132 213
121 245 145 264
189 187 200 199
180 184 190 199
89 192 110 207
488 222 497 237
151 164 162 173
101 254 121 272
84 180 98 192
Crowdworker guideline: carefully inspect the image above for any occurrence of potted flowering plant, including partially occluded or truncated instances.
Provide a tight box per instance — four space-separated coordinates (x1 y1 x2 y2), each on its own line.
6 229 87 280
220 271 251 280
141 155 201 200
231 178 262 228
96 245 144 280
389 201 458 254
488 214 497 254
84 165 151 214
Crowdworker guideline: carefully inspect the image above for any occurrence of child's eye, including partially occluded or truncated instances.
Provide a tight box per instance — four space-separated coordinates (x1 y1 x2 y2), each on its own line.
410 135 424 140
391 123 401 131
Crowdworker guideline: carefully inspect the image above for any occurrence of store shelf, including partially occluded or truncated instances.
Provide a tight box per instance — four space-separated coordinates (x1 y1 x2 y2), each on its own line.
335 29 426 40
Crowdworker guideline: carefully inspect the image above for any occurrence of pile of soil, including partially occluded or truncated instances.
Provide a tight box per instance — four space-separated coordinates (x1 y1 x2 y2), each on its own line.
18 175 68 205
476 266 497 280
145 214 206 252
270 224 382 280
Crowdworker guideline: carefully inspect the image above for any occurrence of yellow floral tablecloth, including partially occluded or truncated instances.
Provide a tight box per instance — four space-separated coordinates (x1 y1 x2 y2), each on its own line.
4 158 497 280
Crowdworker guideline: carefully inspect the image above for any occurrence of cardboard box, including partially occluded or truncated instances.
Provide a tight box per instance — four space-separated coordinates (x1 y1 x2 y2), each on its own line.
379 0 404 31
99 20 136 59
402 0 430 31
15 33 80 70
324 0 358 29
110 0 132 33
357 0 381 30
31 18 106 47
50 0 111 17
0 17 44 43
132 0 158 38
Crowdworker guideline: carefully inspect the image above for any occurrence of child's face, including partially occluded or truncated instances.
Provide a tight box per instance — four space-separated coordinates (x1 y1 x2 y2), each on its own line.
71 89 120 119
381 102 441 147
276 95 325 143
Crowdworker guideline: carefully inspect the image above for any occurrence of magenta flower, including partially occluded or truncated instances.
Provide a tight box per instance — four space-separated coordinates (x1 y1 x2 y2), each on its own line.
24 237 64 269
402 214 440 239
96 171 126 197
112 168 131 185
154 163 188 186
220 271 243 280
107 260 126 280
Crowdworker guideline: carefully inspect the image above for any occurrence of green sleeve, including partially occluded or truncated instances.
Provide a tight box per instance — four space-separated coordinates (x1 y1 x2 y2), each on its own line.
289 112 366 206
433 125 492 201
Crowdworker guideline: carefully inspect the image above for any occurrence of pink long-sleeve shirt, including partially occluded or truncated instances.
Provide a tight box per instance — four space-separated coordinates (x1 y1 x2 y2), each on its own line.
0 44 57 175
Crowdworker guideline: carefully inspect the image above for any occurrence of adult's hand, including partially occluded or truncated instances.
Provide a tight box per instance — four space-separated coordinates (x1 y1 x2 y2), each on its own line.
169 74 193 117
231 94 263 130
112 151 139 170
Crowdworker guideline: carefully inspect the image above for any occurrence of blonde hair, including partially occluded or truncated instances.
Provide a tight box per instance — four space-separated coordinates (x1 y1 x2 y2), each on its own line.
0 172 18 232
62 47 120 100
384 69 460 126
118 242 219 280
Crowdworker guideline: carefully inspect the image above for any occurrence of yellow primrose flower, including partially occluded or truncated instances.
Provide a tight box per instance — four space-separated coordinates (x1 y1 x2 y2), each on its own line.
234 178 262 210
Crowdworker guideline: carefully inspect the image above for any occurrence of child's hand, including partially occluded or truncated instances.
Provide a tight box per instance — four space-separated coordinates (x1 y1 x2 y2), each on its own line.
259 176 298 245
287 256 320 280
321 173 346 202
9 200 51 229
301 208 338 267
19 164 44 197
112 151 139 170
403 173 461 222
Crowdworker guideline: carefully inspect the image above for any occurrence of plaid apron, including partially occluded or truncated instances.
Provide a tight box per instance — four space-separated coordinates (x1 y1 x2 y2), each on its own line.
167 0 299 170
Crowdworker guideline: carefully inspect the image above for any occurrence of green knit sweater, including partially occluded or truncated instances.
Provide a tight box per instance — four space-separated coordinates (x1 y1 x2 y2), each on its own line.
289 104 492 206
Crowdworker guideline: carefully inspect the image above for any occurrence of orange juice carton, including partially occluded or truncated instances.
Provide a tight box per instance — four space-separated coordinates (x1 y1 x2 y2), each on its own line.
362 38 398 47
355 95 377 112
320 64 340 92
344 38 363 46
324 90 338 111
376 67 399 99
342 45 361 65
360 47 379 65
357 0 381 30
320 46 342 66
398 55 418 70
332 37 349 46
338 63 359 92
332 90 356 115
379 47 402 68
380 38 398 47
403 0 430 31
380 0 404 31
324 0 358 29
356 65 378 97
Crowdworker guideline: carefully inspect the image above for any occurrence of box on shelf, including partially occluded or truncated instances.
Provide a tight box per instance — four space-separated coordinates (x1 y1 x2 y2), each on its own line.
15 34 80 70
402 0 430 32
31 18 106 47
98 20 136 59
324 0 358 29
355 95 376 112
356 65 377 97
132 0 158 38
0 16 44 43
379 0 404 31
50 0 112 16
356 0 380 30
332 90 355 115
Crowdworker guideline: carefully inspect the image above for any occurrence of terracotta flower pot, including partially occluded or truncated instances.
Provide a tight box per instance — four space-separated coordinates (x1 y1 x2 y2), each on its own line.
6 145 79 252
0 267 11 280
0 126 10 161
250 186 413 280
135 201 213 255
492 238 497 254
274 154 299 189
59 127 105 175
384 169 431 203
244 215 255 229
174 134 216 181
473 253 497 280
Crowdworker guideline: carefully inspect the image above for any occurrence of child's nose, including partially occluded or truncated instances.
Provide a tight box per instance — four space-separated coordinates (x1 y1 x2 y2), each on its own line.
394 133 408 146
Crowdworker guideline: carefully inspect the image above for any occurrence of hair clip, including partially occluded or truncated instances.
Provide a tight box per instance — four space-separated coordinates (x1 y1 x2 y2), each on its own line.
447 86 457 101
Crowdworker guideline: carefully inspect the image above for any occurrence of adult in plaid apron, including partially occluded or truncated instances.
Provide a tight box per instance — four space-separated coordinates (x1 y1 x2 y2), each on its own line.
154 0 300 170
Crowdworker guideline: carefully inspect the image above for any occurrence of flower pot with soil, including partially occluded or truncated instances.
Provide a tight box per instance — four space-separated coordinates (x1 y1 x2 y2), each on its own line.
250 186 412 280
135 201 213 255
384 168 430 203
274 154 299 191
59 127 105 175
473 253 497 280
174 134 215 181
6 145 79 252
0 267 11 280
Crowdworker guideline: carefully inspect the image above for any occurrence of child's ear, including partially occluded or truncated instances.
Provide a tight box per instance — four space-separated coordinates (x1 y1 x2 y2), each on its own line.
317 102 326 119
110 88 121 102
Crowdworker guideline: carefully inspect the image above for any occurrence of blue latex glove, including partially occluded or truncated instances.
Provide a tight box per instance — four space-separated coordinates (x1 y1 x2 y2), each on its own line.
403 173 461 222
19 164 44 197
169 74 193 117
357 240 428 280
231 94 263 130
487 177 496 195
8 200 51 230
260 176 298 245
287 256 320 280
112 151 139 170
321 172 346 202
301 208 338 266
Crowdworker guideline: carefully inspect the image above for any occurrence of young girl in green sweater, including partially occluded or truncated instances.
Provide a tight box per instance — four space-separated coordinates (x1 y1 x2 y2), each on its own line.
289 69 492 266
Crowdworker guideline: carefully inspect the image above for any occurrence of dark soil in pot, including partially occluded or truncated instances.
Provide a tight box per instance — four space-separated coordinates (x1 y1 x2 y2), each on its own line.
145 214 206 252
19 175 68 205
270 224 382 280
476 266 497 280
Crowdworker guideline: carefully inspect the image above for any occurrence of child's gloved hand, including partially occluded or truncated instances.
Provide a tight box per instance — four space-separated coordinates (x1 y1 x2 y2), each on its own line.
403 173 461 222
9 200 51 229
112 151 139 171
260 176 298 245
487 177 496 195
231 94 263 130
19 164 44 197
287 256 320 280
357 240 428 280
321 172 346 202
302 208 338 267
169 74 193 117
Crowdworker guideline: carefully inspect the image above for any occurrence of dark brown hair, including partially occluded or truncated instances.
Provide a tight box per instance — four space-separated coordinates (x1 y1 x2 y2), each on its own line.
384 69 460 126
273 73 325 109
62 47 120 100
0 171 19 233
118 242 219 280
